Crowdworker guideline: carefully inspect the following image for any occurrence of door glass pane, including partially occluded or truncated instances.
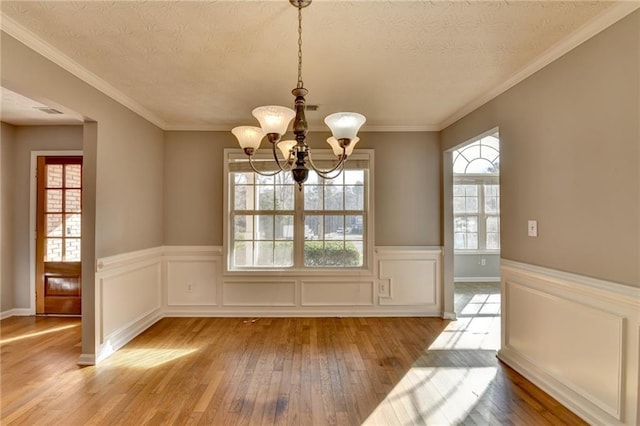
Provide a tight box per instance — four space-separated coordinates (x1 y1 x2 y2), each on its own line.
65 190 82 212
46 214 63 237
65 165 82 188
65 214 81 237
65 239 81 261
46 238 63 261
46 190 63 212
46 165 63 188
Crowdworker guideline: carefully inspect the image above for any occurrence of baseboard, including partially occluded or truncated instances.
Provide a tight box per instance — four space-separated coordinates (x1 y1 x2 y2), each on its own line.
442 311 457 320
454 277 500 283
0 308 32 320
96 308 163 364
163 308 443 318
77 353 96 366
498 347 620 425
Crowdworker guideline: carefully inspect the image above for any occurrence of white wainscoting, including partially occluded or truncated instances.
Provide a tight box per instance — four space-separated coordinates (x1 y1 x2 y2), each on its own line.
94 247 163 363
89 245 443 363
498 260 640 425
163 245 442 317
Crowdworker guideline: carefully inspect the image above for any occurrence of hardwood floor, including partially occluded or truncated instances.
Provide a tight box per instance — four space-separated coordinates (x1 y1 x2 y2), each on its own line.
1 313 586 425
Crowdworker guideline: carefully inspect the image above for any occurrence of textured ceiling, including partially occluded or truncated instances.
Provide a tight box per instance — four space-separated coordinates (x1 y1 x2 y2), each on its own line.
0 1 630 130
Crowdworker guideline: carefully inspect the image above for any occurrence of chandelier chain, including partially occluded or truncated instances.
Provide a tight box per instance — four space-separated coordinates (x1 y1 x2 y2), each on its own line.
297 2 303 89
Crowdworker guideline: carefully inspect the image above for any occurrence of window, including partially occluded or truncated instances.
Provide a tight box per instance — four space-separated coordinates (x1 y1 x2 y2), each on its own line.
452 134 500 251
226 150 371 270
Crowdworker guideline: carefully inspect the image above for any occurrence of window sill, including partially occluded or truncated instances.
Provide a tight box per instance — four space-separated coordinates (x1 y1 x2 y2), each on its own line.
454 250 500 256
224 267 374 277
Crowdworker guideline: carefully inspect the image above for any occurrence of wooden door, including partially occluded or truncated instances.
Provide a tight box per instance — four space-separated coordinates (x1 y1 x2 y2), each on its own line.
36 156 82 315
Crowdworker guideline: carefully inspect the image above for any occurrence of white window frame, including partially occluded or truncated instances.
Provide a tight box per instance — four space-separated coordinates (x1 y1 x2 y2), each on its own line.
223 148 375 275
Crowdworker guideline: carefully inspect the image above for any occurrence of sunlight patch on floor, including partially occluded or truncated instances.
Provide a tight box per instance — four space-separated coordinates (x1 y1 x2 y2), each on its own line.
0 323 80 345
363 366 497 425
103 348 198 369
428 316 500 351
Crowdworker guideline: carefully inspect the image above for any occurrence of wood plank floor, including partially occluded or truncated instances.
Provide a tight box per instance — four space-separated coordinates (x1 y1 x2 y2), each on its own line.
1 315 586 425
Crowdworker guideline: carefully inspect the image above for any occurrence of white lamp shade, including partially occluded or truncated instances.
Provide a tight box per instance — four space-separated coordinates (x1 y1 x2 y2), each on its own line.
252 105 295 135
324 112 366 140
326 137 359 157
277 140 297 159
231 126 265 151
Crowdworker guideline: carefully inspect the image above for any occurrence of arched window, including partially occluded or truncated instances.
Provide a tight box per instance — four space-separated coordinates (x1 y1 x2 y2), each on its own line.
452 133 500 251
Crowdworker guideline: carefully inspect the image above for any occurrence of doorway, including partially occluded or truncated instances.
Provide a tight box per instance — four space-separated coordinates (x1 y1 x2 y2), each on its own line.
449 131 501 316
35 156 83 315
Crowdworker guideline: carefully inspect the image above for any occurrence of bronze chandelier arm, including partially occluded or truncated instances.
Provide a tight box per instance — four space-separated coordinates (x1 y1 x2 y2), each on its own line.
306 146 347 179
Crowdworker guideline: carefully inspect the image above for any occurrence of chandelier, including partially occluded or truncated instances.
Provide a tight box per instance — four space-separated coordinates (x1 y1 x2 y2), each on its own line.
231 0 366 189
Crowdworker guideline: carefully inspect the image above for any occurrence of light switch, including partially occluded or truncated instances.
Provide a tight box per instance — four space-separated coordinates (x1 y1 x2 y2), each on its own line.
528 220 538 237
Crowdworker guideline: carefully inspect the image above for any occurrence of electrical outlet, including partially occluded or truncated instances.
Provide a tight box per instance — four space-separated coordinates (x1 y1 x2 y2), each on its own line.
528 220 538 237
186 283 194 293
480 258 486 266
379 282 386 294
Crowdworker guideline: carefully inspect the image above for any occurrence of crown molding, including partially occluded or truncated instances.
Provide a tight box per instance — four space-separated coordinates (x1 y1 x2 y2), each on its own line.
0 12 167 130
438 2 640 131
164 123 441 133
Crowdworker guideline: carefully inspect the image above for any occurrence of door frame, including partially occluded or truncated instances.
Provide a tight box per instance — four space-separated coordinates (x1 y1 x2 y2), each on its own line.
28 150 83 315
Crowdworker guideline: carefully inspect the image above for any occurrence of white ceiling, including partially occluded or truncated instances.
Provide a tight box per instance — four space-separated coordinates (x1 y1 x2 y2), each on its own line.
0 1 636 130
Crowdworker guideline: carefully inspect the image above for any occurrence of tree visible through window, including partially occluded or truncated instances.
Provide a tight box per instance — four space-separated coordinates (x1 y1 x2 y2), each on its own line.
227 151 370 269
452 134 500 251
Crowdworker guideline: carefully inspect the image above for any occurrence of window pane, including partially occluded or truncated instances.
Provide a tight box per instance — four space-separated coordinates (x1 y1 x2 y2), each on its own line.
465 197 478 213
304 241 324 266
306 171 319 185
234 215 253 240
65 190 82 212
46 238 63 261
255 215 273 240
256 175 274 185
344 170 364 185
275 215 294 240
274 242 293 267
65 165 81 188
235 185 254 210
65 214 81 237
326 172 343 185
304 185 322 210
234 172 253 185
486 216 500 233
46 190 63 212
324 241 345 266
256 186 274 210
325 215 344 240
254 241 274 266
345 215 363 239
46 214 63 237
346 241 363 266
305 215 322 240
487 233 500 250
453 197 465 213
454 233 466 250
345 186 363 210
465 185 478 196
325 185 344 210
467 216 478 232
275 185 294 210
467 233 478 249
46 165 63 188
453 185 465 197
234 241 253 267
65 239 81 261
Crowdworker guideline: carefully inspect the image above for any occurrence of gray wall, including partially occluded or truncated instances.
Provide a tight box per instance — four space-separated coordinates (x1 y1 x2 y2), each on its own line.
442 11 639 287
2 32 165 354
163 131 441 247
1 123 16 312
11 125 84 310
454 253 500 281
